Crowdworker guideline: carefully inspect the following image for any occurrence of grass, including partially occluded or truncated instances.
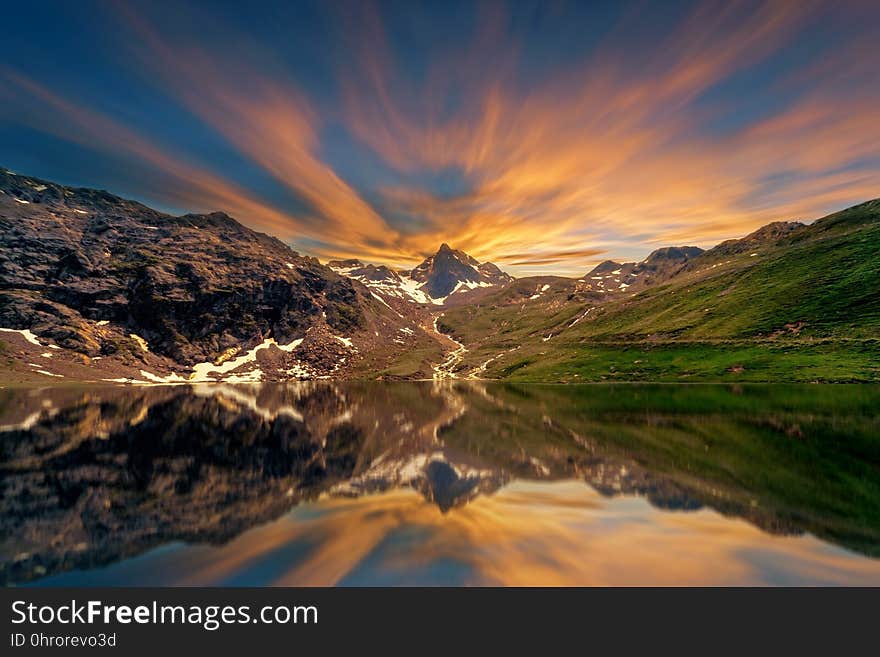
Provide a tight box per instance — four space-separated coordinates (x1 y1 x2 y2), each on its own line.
441 199 880 382
494 340 880 382
372 344 444 378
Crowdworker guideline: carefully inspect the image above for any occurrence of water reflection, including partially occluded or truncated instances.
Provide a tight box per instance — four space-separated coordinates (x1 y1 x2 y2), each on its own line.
1 382 878 585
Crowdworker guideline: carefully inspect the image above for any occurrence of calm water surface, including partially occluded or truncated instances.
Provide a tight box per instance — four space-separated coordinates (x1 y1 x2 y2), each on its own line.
1 382 878 586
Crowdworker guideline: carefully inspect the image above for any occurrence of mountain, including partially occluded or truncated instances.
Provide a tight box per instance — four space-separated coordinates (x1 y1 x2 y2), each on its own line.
410 243 513 299
578 245 704 295
438 199 880 382
0 168 442 382
330 243 513 307
327 259 436 306
4 167 878 385
699 222 805 259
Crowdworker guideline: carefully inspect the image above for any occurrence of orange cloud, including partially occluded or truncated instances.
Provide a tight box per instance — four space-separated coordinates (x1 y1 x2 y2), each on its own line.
335 0 879 273
0 70 315 241
111 4 397 250
3 1 878 276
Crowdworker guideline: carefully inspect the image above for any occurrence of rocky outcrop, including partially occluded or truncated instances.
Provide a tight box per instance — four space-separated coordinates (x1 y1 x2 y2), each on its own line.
698 221 806 258
578 245 704 295
0 169 435 380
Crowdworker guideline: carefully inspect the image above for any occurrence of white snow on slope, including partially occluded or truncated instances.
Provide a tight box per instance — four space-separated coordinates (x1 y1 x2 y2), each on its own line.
568 307 595 327
331 262 497 306
139 370 188 384
529 283 552 300
189 337 303 382
129 333 149 353
35 370 64 378
0 327 42 346
397 275 436 304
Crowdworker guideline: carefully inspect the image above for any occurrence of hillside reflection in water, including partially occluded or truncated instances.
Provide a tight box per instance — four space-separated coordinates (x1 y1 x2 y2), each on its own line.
1 382 878 585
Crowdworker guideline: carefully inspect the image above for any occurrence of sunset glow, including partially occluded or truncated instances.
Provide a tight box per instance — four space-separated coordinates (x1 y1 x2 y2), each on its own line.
2 1 878 275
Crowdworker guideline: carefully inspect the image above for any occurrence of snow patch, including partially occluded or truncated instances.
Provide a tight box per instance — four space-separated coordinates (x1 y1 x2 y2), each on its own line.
459 280 494 290
371 292 404 318
189 337 303 381
568 307 595 327
285 363 315 379
529 283 552 300
0 327 42 346
35 370 64 378
139 370 188 384
129 333 149 353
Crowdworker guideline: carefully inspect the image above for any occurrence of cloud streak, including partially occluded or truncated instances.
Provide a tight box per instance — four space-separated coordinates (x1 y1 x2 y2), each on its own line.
1 0 878 275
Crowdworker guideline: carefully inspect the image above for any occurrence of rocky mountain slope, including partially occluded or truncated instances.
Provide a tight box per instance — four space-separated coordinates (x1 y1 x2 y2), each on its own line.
577 245 704 296
330 243 512 308
327 259 436 308
0 168 442 382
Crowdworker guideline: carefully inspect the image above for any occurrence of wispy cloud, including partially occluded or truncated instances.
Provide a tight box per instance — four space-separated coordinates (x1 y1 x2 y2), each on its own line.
0 70 307 238
2 0 878 275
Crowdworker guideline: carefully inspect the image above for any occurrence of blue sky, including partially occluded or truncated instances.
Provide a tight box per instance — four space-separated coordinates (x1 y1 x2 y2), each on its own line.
2 0 878 275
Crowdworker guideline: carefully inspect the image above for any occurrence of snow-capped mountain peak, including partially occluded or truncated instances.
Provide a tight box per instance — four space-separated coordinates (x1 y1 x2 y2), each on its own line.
329 244 513 306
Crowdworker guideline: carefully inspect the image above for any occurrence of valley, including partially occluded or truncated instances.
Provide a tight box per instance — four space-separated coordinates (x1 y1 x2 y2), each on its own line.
2 167 878 384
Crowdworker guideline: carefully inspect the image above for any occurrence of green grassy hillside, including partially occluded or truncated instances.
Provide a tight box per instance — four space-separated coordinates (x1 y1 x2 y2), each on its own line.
441 199 880 382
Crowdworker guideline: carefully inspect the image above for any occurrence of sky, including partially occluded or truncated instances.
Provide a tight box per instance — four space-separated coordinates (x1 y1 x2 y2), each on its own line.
1 0 878 276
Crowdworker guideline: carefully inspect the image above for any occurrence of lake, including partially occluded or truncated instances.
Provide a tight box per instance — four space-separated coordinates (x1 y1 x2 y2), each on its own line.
2 382 878 586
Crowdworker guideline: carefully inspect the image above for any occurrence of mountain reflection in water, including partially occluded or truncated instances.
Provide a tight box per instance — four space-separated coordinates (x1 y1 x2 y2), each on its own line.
1 382 878 586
